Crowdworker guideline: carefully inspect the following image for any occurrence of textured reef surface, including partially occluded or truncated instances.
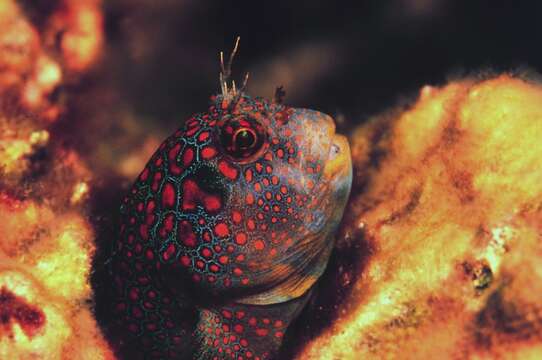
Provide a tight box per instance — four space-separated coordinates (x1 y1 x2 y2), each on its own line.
297 75 542 359
0 1 113 359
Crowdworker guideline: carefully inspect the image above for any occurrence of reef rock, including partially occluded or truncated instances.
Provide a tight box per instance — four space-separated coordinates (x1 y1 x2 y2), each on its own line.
299 74 542 359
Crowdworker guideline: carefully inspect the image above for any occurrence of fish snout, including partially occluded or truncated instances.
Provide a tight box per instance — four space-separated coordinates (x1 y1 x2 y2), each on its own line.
323 133 352 183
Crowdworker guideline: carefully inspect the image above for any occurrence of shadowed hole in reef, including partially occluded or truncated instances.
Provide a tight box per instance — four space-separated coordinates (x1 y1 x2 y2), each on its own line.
474 283 542 348
89 175 127 356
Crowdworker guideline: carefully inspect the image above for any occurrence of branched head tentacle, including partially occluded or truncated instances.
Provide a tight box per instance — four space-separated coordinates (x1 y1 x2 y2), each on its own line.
219 36 250 110
273 85 286 104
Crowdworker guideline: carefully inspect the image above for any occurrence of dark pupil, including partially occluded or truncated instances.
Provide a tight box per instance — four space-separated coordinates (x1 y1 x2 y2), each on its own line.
235 129 255 149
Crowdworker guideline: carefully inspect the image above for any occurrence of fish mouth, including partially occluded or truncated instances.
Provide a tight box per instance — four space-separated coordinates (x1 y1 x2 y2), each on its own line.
323 133 352 183
287 108 352 192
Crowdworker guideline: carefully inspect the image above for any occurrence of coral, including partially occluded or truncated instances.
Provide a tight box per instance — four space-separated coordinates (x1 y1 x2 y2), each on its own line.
0 197 113 359
0 0 112 358
298 75 542 359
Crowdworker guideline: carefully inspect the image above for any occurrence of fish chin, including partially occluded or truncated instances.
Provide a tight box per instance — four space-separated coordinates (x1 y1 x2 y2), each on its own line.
238 134 353 306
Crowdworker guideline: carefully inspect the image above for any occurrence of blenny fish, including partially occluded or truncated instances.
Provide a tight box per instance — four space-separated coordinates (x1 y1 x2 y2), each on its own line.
111 40 352 359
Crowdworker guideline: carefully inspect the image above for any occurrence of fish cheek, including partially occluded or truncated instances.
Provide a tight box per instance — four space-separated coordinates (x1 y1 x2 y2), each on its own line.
179 163 230 215
161 164 232 295
193 164 229 203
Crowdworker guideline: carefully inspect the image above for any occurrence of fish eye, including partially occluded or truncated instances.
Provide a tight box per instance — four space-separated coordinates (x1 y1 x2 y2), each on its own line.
218 117 267 162
234 128 257 150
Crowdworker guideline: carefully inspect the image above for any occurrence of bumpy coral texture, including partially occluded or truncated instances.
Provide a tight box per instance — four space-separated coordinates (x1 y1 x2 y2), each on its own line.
0 1 112 359
299 75 542 359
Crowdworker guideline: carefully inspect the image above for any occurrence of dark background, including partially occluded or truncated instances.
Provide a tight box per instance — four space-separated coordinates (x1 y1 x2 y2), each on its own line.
101 0 542 135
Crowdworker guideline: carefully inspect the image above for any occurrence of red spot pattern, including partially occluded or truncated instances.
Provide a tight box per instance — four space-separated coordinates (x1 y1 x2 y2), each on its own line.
218 160 239 180
198 131 210 142
201 146 217 159
182 179 222 213
253 239 265 251
196 302 295 360
168 143 184 175
140 167 150 181
162 243 176 261
235 232 247 246
151 172 163 192
183 147 194 167
113 98 333 359
162 182 176 208
232 211 242 224
180 255 191 267
178 220 197 248
245 169 253 182
214 223 230 238
159 214 175 238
